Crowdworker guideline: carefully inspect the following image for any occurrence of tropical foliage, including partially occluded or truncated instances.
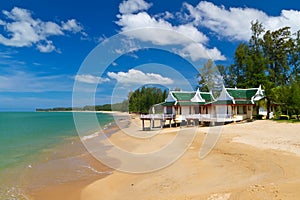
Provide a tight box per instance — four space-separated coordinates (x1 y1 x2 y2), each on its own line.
128 86 167 113
198 21 300 118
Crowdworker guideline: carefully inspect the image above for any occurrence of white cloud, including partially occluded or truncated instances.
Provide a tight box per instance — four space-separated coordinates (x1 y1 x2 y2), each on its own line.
0 7 85 52
179 43 225 61
117 12 208 45
74 74 110 84
43 21 64 35
36 40 55 53
114 37 140 55
61 19 83 33
119 0 152 14
107 69 173 85
155 11 174 20
185 1 300 41
116 3 225 61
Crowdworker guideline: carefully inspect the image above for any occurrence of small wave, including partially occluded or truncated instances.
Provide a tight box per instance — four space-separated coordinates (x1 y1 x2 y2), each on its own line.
82 132 99 141
84 165 112 175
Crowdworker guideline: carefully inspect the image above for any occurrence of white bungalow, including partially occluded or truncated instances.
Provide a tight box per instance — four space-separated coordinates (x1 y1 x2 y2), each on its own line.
208 85 266 121
160 85 266 123
140 85 269 130
161 88 215 117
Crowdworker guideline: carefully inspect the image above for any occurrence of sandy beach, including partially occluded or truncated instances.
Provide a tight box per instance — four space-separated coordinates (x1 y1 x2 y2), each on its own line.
29 116 300 200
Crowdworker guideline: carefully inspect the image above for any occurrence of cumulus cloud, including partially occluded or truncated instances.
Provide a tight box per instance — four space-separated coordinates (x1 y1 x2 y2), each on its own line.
117 12 208 45
107 69 174 85
74 74 110 84
179 43 225 61
119 0 152 14
61 19 83 33
36 40 55 53
0 7 85 52
184 1 300 41
116 0 225 61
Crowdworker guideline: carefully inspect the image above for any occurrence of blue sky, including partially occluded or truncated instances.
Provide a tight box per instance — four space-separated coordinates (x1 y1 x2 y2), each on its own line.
0 0 300 111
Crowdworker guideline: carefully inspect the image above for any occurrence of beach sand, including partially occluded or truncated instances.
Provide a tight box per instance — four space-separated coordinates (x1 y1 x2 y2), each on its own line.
29 116 300 200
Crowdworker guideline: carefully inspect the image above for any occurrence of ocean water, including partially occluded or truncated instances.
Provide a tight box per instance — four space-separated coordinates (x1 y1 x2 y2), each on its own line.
0 112 114 199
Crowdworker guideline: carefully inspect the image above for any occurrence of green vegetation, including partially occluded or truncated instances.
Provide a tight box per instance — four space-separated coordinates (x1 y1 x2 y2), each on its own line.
128 86 167 113
36 86 166 114
273 118 300 123
198 20 300 120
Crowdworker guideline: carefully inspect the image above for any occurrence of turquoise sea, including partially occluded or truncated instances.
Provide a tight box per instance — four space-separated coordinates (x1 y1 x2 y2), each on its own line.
0 112 114 199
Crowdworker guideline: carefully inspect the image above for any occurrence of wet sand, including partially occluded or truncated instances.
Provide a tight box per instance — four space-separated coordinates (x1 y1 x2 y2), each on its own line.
27 116 300 200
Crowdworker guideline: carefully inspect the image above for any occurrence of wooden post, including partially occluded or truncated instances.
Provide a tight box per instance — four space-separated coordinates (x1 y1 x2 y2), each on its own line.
142 119 145 131
150 119 153 130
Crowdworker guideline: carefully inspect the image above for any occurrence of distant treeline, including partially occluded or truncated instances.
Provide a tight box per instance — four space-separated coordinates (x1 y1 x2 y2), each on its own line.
36 101 129 112
36 107 80 112
36 86 166 114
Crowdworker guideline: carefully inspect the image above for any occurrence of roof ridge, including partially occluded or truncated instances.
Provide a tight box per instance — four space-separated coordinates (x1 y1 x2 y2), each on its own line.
171 91 195 93
226 88 259 90
199 91 211 94
171 90 212 94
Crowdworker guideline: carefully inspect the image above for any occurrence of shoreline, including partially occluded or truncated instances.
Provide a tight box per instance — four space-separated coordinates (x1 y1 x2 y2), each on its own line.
35 110 129 114
81 119 300 200
23 117 300 200
23 112 129 200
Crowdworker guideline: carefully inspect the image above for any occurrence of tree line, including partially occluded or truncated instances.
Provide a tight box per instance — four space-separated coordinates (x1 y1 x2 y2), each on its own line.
198 21 300 118
36 86 166 114
128 86 167 113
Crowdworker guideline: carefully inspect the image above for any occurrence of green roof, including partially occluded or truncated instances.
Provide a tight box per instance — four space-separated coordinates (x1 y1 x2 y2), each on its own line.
171 91 213 102
172 92 195 101
200 93 214 102
210 100 234 105
177 102 206 106
227 88 258 100
160 102 175 106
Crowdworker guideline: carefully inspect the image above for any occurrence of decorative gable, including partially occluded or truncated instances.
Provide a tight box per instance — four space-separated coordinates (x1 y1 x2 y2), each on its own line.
252 85 265 102
191 88 205 102
165 91 177 102
217 86 235 103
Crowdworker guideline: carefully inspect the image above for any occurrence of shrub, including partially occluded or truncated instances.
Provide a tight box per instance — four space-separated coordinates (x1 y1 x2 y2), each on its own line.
279 115 290 120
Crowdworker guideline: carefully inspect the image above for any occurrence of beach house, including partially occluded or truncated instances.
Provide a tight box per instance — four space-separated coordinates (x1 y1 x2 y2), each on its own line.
160 85 266 122
140 85 268 129
208 85 266 121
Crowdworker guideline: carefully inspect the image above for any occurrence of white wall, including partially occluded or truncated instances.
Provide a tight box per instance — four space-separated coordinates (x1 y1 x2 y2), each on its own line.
181 106 190 115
